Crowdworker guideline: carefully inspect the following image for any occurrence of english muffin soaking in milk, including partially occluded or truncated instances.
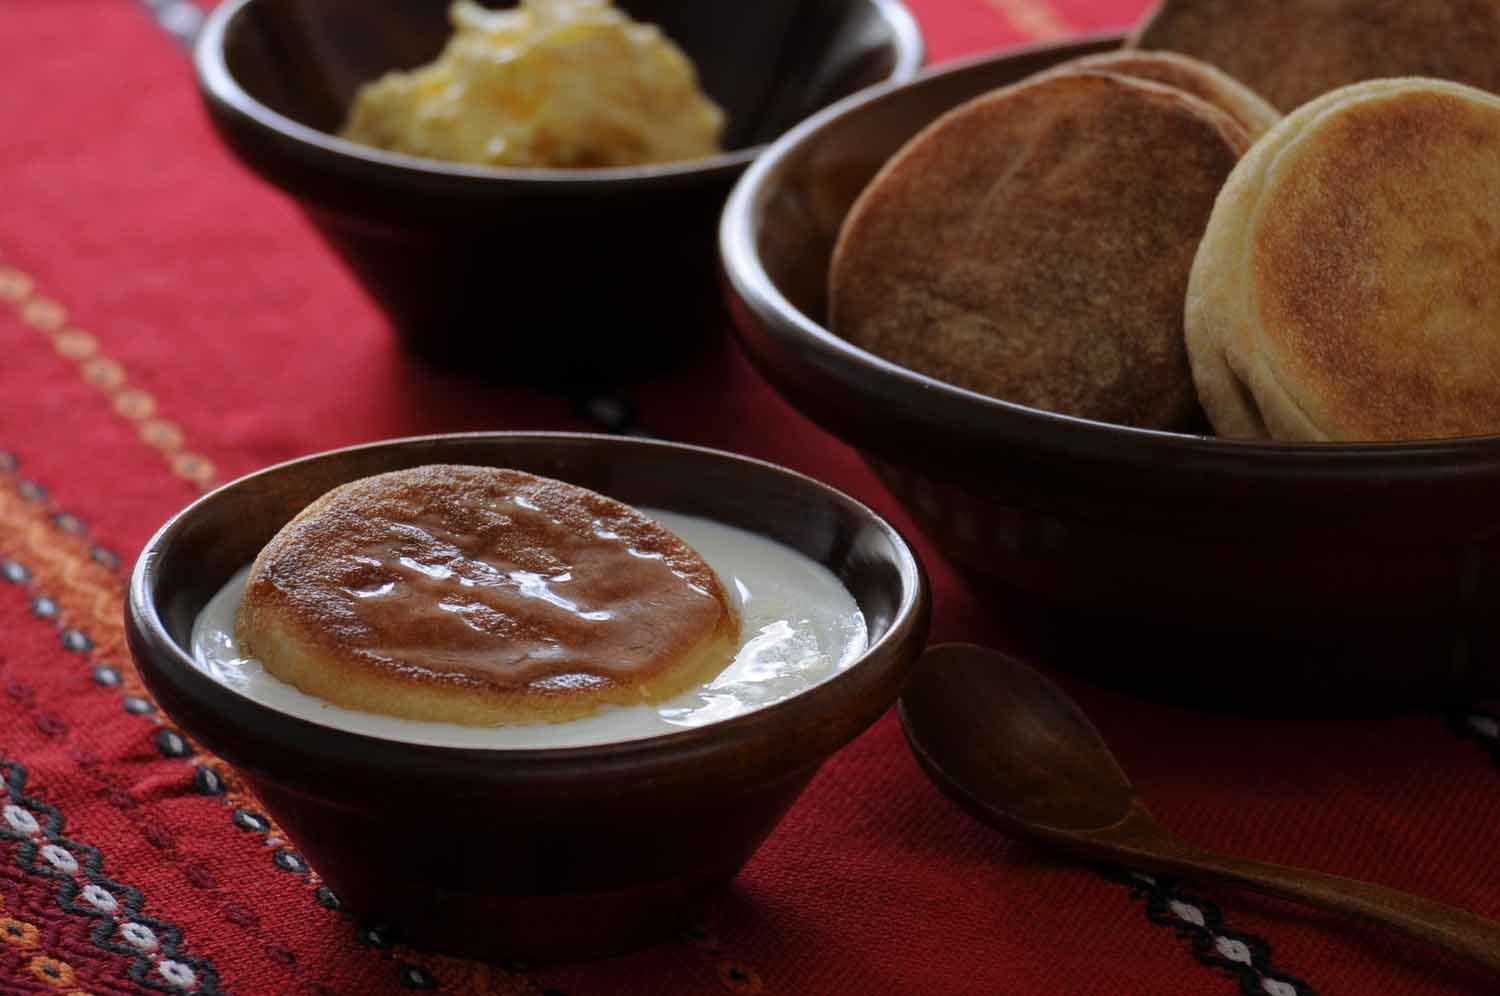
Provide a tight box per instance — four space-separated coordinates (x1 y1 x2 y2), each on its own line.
191 465 866 747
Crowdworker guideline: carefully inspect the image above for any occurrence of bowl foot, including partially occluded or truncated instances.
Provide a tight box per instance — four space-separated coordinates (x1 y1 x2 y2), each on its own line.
335 869 739 963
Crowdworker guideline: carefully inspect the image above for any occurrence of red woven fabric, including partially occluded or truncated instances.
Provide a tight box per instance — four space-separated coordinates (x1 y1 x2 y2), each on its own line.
3 2 1499 994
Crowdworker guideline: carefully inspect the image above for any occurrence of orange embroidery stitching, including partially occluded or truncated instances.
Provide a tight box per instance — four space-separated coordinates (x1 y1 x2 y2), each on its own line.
0 256 219 491
27 955 78 987
0 487 135 667
0 900 95 996
0 916 40 948
982 0 1073 40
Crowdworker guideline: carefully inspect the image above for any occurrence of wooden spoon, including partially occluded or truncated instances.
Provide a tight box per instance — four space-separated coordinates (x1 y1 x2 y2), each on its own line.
898 643 1500 972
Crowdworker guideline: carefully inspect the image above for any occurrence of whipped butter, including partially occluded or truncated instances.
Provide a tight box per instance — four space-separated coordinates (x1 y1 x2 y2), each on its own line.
191 510 867 748
339 0 726 168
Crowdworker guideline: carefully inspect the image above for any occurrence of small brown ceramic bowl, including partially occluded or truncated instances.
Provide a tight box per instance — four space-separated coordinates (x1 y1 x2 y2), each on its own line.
125 432 928 961
194 0 922 387
720 35 1500 702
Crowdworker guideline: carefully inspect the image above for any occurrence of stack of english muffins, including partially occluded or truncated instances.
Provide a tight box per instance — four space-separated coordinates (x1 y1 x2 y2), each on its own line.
830 0 1500 442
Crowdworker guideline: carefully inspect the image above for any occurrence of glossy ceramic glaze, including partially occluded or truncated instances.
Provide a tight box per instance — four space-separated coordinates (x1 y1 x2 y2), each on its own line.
126 433 929 960
720 36 1500 698
195 0 923 385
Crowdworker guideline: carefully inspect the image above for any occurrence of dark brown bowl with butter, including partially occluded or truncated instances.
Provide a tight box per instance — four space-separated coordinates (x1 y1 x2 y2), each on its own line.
719 36 1500 705
194 0 922 387
125 432 929 960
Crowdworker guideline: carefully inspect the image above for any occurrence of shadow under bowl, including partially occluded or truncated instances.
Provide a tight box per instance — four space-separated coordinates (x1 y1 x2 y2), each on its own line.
125 432 929 960
194 0 923 387
720 35 1500 705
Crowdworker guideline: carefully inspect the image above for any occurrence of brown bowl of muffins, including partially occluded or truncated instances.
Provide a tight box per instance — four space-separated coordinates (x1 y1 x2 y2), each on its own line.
125 432 929 961
720 0 1500 702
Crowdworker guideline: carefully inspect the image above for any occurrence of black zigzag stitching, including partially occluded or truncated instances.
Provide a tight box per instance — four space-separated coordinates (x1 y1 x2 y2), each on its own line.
1104 867 1316 996
0 759 229 995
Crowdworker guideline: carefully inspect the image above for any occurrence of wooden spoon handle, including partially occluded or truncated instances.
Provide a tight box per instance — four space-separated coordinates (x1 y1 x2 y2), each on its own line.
1102 825 1500 972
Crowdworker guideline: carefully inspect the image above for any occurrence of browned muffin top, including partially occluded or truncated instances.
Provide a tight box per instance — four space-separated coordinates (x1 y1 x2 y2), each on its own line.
1042 49 1280 138
236 465 739 724
1130 0 1500 111
1248 86 1500 439
830 71 1248 429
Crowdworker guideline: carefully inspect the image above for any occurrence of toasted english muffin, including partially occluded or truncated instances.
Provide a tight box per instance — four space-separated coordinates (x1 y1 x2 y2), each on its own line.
829 71 1249 429
1186 78 1500 441
236 465 739 726
1129 0 1500 111
1042 49 1280 139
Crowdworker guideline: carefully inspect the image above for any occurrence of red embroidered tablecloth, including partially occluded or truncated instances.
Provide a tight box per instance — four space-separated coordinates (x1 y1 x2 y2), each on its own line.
4 2 1500 994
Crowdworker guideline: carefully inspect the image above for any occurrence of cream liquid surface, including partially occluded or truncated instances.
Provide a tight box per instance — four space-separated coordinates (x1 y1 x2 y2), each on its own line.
190 510 867 748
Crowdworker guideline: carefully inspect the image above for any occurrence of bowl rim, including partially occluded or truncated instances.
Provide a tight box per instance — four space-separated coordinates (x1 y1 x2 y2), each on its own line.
719 33 1500 466
194 0 926 188
127 431 930 771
